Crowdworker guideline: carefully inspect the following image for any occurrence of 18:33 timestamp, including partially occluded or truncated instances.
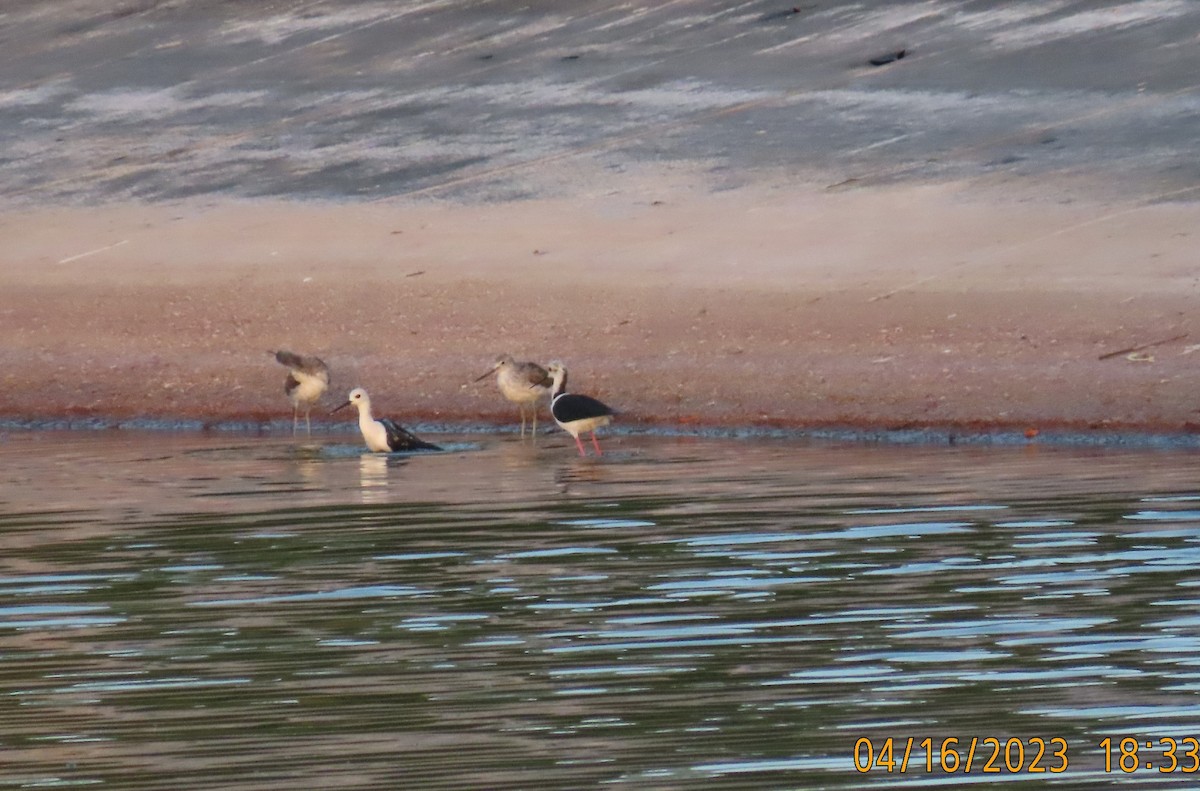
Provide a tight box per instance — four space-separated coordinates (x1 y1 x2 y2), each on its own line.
1101 737 1200 773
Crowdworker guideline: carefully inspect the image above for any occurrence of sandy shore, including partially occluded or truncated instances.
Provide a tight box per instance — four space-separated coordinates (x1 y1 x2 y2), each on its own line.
3 177 1198 435
3 1 1199 438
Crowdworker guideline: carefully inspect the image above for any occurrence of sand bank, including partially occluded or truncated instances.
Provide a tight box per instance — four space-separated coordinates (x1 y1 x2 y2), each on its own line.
2 180 1197 435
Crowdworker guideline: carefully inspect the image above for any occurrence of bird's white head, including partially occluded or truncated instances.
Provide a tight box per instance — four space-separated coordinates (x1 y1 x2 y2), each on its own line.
332 387 371 415
544 361 568 394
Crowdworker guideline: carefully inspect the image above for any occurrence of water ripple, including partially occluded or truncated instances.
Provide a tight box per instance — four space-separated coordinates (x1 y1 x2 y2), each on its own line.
4 432 1200 787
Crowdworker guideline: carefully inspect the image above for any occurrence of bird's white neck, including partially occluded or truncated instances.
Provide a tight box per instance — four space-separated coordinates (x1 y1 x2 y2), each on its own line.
353 400 392 452
349 399 375 425
550 370 568 398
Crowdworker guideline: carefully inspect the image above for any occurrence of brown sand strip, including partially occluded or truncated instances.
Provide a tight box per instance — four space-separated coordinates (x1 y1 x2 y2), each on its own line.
1 183 1197 435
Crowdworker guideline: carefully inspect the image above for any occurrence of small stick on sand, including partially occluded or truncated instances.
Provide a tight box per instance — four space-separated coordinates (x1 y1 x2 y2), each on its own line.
1098 333 1188 361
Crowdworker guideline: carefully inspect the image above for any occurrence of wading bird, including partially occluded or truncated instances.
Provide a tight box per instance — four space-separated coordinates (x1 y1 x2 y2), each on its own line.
332 388 441 453
544 362 616 456
270 349 330 436
474 354 553 437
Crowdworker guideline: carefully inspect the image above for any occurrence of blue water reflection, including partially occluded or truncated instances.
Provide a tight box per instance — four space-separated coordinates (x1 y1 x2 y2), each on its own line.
2 432 1200 787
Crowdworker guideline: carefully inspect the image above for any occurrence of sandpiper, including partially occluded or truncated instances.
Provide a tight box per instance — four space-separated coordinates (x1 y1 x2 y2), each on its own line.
332 388 441 453
544 362 616 456
270 349 330 436
474 354 553 436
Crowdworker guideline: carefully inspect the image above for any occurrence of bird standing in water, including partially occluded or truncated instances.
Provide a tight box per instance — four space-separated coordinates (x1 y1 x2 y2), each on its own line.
332 387 441 453
270 349 330 436
544 362 616 456
474 354 553 437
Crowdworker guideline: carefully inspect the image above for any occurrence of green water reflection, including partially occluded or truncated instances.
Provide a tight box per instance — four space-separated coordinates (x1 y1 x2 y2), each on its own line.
2 432 1200 788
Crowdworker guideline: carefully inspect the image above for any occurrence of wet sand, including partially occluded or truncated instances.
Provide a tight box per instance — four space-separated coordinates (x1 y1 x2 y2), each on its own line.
2 177 1197 435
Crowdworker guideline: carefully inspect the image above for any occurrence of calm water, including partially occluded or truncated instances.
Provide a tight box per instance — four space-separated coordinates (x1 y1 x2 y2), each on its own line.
3 430 1200 789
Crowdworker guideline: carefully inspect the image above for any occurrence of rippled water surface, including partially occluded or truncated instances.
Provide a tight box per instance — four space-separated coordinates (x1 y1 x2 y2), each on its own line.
4 430 1200 788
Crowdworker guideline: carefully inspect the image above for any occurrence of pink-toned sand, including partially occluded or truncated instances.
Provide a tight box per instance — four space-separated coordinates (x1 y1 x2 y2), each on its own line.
2 178 1198 434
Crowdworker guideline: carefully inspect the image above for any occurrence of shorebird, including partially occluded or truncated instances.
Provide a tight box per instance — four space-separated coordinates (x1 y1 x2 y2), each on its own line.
544 362 616 456
270 349 330 436
332 387 441 453
474 354 553 436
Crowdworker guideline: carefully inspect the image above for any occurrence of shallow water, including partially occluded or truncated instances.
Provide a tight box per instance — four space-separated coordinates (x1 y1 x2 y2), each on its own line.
3 429 1200 788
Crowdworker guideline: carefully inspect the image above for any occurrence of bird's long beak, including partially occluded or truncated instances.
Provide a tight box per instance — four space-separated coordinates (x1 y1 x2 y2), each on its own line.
331 400 352 414
473 369 495 382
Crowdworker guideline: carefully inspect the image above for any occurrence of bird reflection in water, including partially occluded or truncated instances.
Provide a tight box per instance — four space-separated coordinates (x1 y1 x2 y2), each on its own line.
554 457 609 494
288 443 324 490
358 454 391 503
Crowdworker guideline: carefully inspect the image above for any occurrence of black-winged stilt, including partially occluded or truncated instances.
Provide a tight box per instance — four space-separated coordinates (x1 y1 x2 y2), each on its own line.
332 388 441 453
544 362 616 456
474 354 553 436
270 349 330 436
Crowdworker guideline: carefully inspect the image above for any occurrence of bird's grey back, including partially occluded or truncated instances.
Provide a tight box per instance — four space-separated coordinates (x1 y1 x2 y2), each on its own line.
518 361 552 387
272 350 330 380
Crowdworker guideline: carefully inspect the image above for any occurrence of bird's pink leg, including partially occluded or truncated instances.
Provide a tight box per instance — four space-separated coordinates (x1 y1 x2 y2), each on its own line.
574 435 587 456
591 432 603 456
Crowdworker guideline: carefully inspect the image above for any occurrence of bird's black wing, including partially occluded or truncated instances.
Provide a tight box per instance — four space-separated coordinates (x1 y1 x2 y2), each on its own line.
380 418 441 452
553 393 616 423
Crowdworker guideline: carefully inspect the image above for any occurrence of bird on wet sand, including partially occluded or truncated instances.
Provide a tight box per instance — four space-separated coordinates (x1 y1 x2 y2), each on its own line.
543 362 616 456
332 387 441 453
474 354 553 437
270 349 330 436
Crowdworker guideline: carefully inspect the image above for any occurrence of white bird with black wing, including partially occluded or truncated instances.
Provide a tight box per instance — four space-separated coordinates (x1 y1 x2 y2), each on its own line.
270 349 330 435
544 362 616 456
332 388 441 453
